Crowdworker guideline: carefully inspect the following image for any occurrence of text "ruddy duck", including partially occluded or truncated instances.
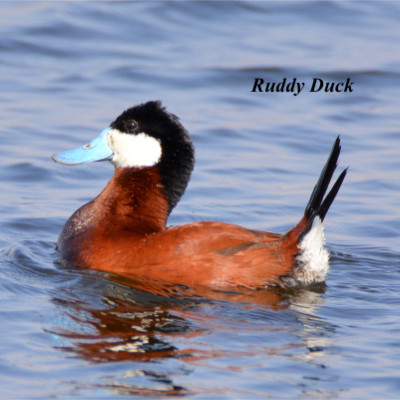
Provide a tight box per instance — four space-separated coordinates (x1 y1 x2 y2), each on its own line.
251 77 354 96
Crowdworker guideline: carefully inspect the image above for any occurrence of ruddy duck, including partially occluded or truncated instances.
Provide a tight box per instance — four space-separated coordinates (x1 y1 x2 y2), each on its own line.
53 101 347 289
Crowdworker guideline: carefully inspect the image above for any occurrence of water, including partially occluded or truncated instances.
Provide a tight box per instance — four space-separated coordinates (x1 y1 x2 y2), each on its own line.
1 1 400 398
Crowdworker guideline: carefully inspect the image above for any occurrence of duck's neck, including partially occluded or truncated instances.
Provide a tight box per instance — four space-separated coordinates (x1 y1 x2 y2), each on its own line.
95 166 169 234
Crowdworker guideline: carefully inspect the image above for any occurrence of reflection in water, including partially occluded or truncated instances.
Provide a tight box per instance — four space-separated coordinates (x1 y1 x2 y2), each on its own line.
49 272 336 397
97 371 189 397
286 289 338 399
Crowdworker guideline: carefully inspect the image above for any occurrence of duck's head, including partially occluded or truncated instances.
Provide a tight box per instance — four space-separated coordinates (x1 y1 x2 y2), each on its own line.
53 101 195 214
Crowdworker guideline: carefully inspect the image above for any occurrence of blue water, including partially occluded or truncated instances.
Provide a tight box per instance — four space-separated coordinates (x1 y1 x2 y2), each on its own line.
1 1 400 398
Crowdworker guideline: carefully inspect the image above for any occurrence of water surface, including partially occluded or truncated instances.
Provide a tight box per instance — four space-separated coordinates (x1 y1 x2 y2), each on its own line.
1 1 400 399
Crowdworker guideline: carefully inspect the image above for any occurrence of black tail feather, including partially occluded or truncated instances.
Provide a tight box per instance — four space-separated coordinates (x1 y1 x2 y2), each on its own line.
318 167 347 221
303 136 346 227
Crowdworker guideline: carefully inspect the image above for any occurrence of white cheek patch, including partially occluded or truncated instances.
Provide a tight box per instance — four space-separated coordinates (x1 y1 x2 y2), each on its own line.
108 129 162 168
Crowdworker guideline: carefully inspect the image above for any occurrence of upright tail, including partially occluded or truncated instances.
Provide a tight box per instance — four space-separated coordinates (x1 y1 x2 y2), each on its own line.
279 136 347 287
300 136 347 240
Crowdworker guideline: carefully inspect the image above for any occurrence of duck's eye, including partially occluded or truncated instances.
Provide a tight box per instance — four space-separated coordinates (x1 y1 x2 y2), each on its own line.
126 120 138 133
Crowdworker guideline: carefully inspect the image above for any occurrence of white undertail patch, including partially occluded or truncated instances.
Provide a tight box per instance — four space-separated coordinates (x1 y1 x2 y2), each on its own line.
108 129 162 168
294 216 329 285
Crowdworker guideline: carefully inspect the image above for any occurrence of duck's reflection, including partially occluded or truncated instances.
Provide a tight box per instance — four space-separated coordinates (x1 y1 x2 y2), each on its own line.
53 273 288 359
50 271 334 397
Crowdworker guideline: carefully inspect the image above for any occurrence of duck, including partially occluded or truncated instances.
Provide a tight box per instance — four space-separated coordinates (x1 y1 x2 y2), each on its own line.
52 101 347 290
